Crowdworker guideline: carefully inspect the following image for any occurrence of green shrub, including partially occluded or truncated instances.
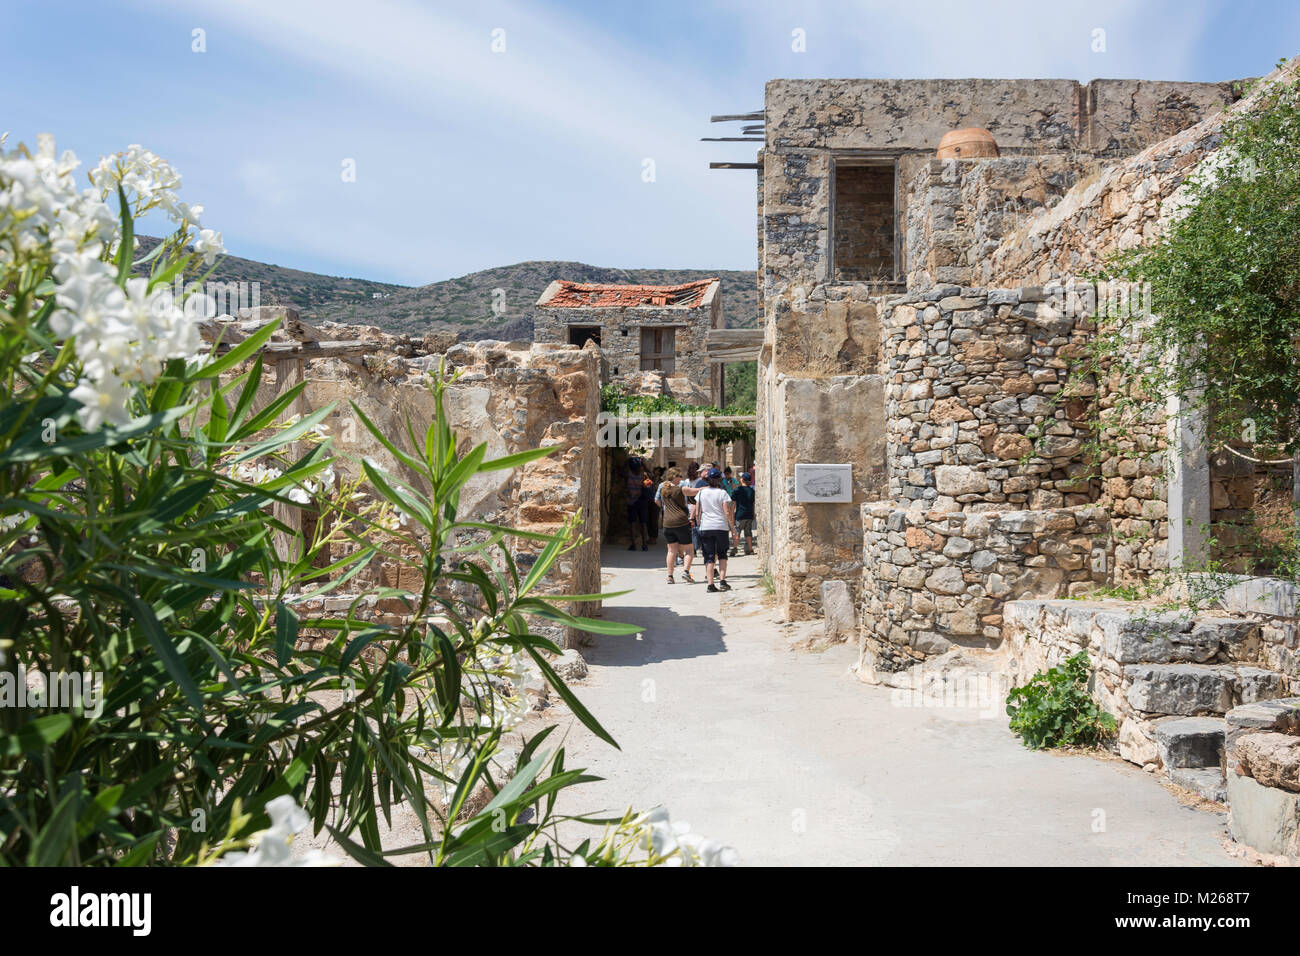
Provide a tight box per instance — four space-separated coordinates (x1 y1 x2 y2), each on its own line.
0 136 739 867
1005 652 1116 750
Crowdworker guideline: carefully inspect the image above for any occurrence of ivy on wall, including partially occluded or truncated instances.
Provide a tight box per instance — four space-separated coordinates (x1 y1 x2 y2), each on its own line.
1104 58 1300 454
599 383 755 446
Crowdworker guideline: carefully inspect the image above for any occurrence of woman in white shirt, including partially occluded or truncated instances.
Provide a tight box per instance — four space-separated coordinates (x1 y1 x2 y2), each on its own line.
691 468 736 592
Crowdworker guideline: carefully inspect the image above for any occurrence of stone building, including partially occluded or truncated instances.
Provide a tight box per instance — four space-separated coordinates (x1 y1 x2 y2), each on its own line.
745 76 1240 622
534 278 725 407
734 60 1300 839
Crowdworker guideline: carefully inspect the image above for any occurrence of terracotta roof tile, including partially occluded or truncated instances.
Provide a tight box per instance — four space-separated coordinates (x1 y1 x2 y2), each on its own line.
542 279 716 309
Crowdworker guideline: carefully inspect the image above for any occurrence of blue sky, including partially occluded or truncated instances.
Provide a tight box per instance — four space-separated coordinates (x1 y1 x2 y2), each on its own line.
5 0 1295 286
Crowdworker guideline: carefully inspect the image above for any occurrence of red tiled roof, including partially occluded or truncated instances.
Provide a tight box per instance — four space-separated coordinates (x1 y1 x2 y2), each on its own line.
542 279 716 309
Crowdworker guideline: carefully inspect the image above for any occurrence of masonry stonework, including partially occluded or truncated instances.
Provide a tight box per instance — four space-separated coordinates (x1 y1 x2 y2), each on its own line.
755 75 1236 623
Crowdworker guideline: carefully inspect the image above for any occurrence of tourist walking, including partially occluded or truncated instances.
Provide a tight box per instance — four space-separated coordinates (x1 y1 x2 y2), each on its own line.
692 467 736 592
657 468 695 583
732 472 756 555
686 462 706 558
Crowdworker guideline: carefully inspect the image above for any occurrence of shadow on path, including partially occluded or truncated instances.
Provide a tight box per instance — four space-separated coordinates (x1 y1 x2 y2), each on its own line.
587 544 733 666
585 603 726 667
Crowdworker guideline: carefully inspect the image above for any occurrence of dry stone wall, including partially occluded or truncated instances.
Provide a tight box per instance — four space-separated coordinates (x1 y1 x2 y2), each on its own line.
860 504 1109 675
906 156 1098 291
1005 599 1298 797
882 287 1095 511
250 330 604 646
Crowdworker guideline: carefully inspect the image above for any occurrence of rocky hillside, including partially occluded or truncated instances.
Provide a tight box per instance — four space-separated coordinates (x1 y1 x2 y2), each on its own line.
146 238 759 336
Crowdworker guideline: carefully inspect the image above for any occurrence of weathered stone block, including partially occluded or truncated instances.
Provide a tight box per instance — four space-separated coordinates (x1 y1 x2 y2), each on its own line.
935 465 988 496
821 579 856 642
1124 664 1234 716
1154 716 1225 770
1235 732 1300 792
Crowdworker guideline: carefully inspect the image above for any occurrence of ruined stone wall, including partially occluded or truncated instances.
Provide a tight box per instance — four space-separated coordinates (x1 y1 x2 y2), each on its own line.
973 79 1271 581
882 288 1095 511
765 78 1236 154
906 156 1099 290
757 74 1238 621
758 288 885 619
261 332 603 645
858 285 1111 676
1005 599 1297 773
861 505 1110 676
984 119 1223 288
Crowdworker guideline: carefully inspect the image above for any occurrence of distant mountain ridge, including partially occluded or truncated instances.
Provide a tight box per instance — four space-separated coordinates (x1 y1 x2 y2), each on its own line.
143 238 759 337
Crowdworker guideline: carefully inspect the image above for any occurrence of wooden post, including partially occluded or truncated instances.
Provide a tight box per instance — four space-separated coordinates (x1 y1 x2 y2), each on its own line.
271 357 309 569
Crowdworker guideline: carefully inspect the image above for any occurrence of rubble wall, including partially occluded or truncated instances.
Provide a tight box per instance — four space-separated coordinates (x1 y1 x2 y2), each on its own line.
765 78 1236 154
270 333 604 645
1004 599 1298 774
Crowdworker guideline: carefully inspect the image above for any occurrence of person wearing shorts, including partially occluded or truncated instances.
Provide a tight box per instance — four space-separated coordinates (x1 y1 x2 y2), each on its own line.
692 468 736 593
658 468 695 583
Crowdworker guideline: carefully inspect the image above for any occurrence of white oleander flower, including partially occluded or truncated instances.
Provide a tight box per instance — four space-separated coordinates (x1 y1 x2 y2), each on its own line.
194 228 224 265
629 806 739 867
214 796 340 868
69 373 133 431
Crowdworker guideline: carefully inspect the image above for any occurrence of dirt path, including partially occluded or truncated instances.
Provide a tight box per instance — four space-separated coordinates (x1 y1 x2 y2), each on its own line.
549 546 1241 866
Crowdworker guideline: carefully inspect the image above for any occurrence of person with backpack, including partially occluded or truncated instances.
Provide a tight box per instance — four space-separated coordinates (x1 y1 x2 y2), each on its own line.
657 468 695 584
731 472 756 556
691 467 736 593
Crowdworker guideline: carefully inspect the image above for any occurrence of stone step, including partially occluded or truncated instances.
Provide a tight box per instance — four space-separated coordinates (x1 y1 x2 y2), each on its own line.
1154 716 1225 770
1169 767 1227 804
1124 663 1287 717
1225 698 1300 763
1098 612 1262 664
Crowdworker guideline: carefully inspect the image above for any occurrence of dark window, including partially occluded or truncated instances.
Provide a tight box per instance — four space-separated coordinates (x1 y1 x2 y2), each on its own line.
833 162 896 282
568 326 600 347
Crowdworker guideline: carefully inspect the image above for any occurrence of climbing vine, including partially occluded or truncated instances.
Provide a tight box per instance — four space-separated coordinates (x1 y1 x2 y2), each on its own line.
1101 57 1300 455
600 382 755 446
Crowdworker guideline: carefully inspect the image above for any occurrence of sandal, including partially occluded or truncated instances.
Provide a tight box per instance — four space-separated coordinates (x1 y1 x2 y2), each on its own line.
683 571 695 583
666 575 675 584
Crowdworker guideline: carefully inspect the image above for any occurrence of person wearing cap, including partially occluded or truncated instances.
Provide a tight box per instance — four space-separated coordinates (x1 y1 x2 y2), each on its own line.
731 471 756 556
690 467 736 593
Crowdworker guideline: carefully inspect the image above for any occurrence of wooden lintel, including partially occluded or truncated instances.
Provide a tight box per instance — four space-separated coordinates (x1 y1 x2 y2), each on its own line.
709 162 761 170
710 112 763 122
